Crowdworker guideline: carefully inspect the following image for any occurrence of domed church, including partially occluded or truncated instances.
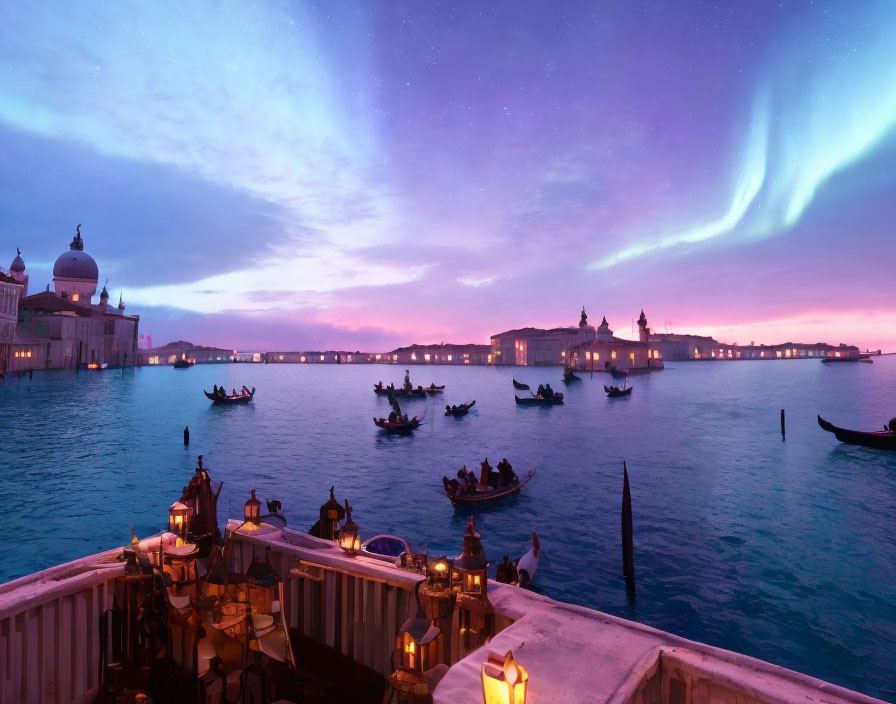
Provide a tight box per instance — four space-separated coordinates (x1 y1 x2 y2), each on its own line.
2 225 139 372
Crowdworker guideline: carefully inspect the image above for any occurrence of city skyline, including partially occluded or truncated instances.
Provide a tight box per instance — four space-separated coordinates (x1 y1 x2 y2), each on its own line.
2 2 896 351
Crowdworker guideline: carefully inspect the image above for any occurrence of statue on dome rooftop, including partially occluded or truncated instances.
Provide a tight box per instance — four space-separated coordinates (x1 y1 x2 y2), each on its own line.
70 224 84 251
579 306 588 328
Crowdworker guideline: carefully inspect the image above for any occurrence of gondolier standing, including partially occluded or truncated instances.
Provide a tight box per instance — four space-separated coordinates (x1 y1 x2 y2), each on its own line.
403 369 412 391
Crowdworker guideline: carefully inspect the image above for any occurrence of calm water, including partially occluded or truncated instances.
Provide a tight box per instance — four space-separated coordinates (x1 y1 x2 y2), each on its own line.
2 360 895 698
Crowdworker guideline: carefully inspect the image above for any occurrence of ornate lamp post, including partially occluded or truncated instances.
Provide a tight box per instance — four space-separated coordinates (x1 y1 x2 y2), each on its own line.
387 617 440 703
454 518 493 653
169 501 194 544
338 500 360 556
244 489 261 526
319 486 345 541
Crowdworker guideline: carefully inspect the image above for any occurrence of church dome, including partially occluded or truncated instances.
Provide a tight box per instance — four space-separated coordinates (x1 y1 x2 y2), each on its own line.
10 249 25 272
53 226 98 281
53 250 99 281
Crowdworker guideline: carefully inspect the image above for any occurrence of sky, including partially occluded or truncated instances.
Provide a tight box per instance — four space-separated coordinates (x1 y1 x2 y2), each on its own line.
1 1 895 352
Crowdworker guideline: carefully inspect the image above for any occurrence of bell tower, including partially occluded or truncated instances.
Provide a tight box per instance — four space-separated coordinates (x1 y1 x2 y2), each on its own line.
637 310 650 343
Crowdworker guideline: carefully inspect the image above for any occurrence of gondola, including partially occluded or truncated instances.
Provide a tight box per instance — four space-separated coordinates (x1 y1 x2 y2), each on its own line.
445 400 476 416
604 384 632 397
512 379 530 390
205 387 255 404
424 384 445 394
514 393 563 405
374 386 427 398
817 415 896 451
820 356 873 364
373 415 422 432
610 368 628 379
442 469 536 505
563 368 581 382
173 359 194 368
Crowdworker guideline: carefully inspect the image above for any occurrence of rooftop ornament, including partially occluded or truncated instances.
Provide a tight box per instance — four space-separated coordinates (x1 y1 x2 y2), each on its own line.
338 500 360 556
481 651 528 704
422 555 456 622
70 224 84 251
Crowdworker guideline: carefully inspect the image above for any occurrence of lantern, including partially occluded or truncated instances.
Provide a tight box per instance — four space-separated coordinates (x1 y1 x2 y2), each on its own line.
455 518 489 604
244 489 261 525
422 556 456 622
169 501 194 539
319 486 345 541
481 651 528 704
338 500 360 556
386 618 440 699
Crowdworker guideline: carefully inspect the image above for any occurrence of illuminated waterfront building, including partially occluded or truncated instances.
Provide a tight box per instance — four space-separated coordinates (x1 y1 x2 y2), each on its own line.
3 228 140 371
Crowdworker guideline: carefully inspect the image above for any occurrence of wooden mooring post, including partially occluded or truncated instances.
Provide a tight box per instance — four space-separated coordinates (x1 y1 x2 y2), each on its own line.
622 461 635 601
780 409 786 440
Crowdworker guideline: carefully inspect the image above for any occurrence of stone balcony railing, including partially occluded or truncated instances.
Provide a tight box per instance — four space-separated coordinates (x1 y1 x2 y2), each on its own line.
0 523 886 704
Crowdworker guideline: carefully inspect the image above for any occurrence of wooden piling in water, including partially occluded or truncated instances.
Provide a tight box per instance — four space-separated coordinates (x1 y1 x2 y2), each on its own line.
780 409 785 440
622 461 634 583
183 426 190 445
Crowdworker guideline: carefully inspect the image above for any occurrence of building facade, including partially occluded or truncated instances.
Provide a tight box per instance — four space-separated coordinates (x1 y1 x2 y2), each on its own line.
4 228 139 372
490 308 597 366
138 340 237 365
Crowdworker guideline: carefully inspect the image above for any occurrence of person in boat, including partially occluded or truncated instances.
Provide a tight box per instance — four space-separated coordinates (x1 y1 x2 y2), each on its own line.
404 370 412 390
241 385 250 396
388 410 397 423
544 383 554 399
213 384 218 395
375 381 384 390
536 383 545 398
496 555 519 585
446 404 451 413
497 458 516 485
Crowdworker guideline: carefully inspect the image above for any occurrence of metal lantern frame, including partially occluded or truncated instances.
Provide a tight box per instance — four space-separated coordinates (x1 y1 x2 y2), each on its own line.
338 500 360 556
244 489 262 525
169 500 194 539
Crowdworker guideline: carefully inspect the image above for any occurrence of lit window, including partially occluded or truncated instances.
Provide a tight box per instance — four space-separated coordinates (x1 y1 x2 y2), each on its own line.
653 351 660 359
629 352 635 361
694 347 699 356
760 351 765 357
411 353 417 361
347 355 352 362
776 351 782 358
611 351 617 360
464 353 469 359
300 356 306 363
424 353 431 362
464 359 470 364
447 354 452 361
561 350 566 358
71 293 80 302
487 354 492 363
27 350 32 358
393 354 398 361
279 354 284 361
585 351 591 360
594 352 599 360
320 355 325 362
375 354 381 360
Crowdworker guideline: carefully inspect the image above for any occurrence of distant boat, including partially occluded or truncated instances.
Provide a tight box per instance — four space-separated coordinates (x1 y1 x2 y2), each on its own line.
205 387 255 404
445 400 475 416
85 362 108 370
515 394 563 405
817 415 896 451
820 356 873 364
373 415 422 432
563 368 580 383
173 359 194 368
512 379 530 390
605 384 632 397
423 384 445 394
610 368 628 379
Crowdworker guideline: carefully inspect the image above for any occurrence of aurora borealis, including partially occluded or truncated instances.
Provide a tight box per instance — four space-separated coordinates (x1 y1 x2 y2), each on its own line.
1 1 894 350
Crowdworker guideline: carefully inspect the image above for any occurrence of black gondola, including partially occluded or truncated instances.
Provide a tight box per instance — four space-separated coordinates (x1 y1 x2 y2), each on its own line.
610 368 628 379
442 469 536 505
445 400 476 416
373 415 422 432
205 387 255 404
563 368 580 382
512 379 530 390
817 415 896 451
514 393 564 405
374 386 427 398
424 384 446 394
173 359 194 368
604 384 632 397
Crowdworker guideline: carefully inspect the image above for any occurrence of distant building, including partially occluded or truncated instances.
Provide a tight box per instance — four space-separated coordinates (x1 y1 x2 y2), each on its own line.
490 307 596 365
3 229 140 372
387 343 491 365
138 340 237 365
489 308 663 372
650 333 861 361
